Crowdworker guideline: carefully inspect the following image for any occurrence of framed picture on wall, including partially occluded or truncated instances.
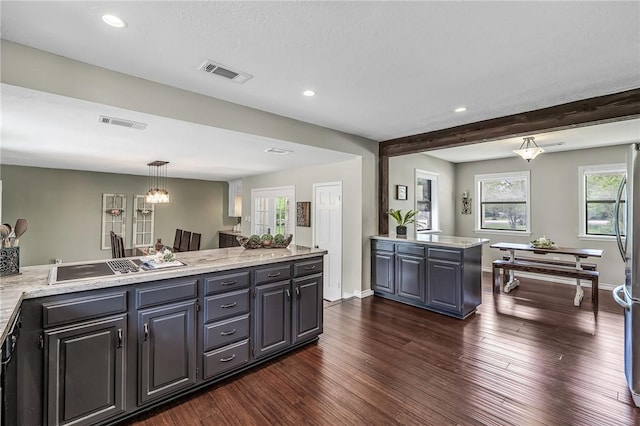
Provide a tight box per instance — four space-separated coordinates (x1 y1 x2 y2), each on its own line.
296 201 311 227
396 185 407 200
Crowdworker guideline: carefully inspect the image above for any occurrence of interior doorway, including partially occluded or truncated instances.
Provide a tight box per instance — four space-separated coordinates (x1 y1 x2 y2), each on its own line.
313 182 343 301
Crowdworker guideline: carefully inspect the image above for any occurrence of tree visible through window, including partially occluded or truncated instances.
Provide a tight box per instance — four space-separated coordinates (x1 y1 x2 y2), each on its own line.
583 167 626 236
475 172 530 232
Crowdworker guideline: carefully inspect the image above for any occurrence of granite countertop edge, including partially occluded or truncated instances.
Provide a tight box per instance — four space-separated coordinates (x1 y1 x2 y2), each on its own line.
371 234 490 249
0 246 326 345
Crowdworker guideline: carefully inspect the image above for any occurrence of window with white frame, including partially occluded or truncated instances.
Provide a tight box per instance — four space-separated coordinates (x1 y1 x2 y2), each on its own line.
579 164 626 238
415 169 439 232
251 186 295 241
475 171 530 233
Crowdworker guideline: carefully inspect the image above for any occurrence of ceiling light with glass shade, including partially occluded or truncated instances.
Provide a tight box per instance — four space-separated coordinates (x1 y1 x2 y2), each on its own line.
514 136 544 162
145 161 170 203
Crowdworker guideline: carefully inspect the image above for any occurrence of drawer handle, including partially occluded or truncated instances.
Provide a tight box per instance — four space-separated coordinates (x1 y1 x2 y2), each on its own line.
220 354 236 363
220 302 237 309
267 272 281 278
220 328 237 336
221 280 237 286
304 265 316 270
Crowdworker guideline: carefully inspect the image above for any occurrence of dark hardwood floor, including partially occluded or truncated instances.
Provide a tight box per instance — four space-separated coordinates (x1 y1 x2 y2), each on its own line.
124 274 639 425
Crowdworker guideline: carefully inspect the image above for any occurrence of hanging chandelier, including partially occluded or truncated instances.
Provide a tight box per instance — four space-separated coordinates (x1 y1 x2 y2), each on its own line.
514 136 544 162
145 161 170 203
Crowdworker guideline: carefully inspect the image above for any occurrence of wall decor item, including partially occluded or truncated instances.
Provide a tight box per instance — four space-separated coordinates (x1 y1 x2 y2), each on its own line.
296 201 311 227
396 185 408 200
102 193 126 250
462 196 472 215
132 195 155 247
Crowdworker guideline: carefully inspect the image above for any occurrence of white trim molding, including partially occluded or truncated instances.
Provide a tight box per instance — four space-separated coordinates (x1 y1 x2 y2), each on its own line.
353 289 374 298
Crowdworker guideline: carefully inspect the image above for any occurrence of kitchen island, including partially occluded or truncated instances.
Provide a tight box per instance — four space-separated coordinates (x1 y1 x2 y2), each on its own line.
371 235 489 319
0 245 326 425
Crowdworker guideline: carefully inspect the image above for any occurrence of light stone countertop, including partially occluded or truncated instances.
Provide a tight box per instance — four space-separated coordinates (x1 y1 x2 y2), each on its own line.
372 234 490 249
0 245 326 346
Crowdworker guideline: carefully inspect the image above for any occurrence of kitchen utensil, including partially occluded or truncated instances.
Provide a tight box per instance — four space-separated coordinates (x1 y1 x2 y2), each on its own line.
13 218 28 246
0 225 9 238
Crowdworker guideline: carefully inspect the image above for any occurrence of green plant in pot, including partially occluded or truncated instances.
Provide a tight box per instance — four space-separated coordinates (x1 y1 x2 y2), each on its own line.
388 209 418 237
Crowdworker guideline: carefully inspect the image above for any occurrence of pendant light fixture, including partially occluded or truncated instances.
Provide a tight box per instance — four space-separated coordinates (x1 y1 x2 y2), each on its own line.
145 161 170 203
514 136 544 162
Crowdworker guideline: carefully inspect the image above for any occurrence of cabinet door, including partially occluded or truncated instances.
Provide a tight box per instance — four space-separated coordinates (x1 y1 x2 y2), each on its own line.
372 251 395 294
138 300 197 405
397 254 426 302
427 260 462 313
293 273 323 344
45 315 126 426
254 281 291 359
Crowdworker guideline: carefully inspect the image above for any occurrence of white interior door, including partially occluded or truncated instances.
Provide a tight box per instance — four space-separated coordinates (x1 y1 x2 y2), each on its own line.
313 182 342 301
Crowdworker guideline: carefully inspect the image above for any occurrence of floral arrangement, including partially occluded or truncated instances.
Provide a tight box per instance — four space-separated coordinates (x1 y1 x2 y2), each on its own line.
109 208 122 217
151 247 176 262
531 236 555 248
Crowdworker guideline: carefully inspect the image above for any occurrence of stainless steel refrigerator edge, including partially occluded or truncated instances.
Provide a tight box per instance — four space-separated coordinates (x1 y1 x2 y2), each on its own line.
612 143 640 407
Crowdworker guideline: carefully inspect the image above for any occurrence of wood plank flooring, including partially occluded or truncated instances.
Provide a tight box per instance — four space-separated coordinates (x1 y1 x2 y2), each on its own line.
123 274 639 425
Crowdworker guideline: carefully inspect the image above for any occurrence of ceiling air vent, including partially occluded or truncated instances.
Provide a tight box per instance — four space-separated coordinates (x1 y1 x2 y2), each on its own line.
265 147 293 155
99 115 147 130
199 60 252 84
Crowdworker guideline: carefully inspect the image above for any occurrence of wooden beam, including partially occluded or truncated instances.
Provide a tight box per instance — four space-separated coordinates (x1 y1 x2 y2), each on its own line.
378 153 389 235
380 88 640 157
378 88 640 234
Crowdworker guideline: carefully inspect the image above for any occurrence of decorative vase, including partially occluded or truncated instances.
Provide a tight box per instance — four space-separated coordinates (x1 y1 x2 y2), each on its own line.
155 238 163 252
396 225 407 237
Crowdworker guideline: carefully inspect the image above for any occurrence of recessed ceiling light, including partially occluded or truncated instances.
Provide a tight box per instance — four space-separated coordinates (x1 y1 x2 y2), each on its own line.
102 14 127 28
454 107 467 113
302 90 316 97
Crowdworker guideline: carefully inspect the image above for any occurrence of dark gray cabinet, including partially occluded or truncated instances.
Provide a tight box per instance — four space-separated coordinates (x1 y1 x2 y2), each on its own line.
397 254 426 302
44 315 126 426
371 239 482 319
293 273 323 343
254 280 292 358
372 250 395 294
138 300 197 405
202 270 251 381
427 259 461 312
14 255 324 425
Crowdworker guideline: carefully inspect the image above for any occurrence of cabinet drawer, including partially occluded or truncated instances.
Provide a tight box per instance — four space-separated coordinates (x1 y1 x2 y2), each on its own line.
204 314 250 352
428 248 462 262
293 258 323 277
372 240 395 252
204 271 250 295
203 339 250 380
42 292 127 328
254 264 291 285
204 289 250 323
397 244 426 257
136 278 198 309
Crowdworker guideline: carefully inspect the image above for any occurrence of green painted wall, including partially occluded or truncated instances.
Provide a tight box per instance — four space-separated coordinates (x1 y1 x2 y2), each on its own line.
1 165 235 266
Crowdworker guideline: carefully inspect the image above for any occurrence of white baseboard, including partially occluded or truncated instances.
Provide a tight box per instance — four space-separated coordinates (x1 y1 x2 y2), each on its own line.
353 289 374 298
482 266 616 291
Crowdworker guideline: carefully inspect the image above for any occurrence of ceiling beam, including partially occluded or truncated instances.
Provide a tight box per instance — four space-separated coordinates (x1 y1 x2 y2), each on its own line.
380 88 640 158
378 88 640 235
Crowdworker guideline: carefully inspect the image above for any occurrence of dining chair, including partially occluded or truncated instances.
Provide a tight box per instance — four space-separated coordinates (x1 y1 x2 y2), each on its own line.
179 231 192 252
110 231 125 258
173 228 183 252
189 233 201 251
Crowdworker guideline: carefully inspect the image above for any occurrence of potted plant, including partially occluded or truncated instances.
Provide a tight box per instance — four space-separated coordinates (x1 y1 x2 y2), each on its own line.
388 209 418 237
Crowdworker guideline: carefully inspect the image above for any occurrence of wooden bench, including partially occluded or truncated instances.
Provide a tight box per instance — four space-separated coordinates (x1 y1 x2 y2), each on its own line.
502 255 597 271
492 259 599 313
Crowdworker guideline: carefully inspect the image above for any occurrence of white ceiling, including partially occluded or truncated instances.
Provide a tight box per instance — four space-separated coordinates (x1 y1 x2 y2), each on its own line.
1 1 639 178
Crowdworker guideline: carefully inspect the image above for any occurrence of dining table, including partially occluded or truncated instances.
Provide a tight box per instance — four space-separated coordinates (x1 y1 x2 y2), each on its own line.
490 242 604 306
